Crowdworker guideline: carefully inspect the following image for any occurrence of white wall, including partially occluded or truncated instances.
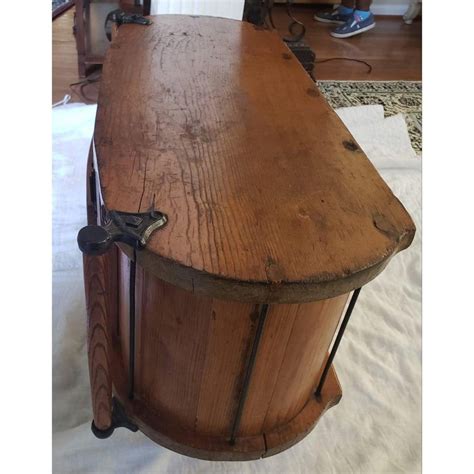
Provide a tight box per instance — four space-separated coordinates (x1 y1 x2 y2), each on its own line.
371 0 413 16
150 0 245 20
149 1 415 18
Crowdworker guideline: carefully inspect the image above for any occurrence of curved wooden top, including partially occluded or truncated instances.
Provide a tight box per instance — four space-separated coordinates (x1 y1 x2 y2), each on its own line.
94 15 415 303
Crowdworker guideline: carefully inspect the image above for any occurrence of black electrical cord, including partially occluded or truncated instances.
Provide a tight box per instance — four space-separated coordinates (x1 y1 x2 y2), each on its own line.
69 72 102 104
315 57 373 74
263 2 372 74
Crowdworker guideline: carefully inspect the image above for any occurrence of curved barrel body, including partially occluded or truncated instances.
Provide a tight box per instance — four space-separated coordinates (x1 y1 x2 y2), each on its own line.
111 246 347 458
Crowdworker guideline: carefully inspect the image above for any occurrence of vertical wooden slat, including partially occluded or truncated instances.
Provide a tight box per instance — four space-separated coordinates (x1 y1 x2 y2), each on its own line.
260 295 349 431
134 274 214 428
237 303 299 435
238 294 349 435
194 300 256 436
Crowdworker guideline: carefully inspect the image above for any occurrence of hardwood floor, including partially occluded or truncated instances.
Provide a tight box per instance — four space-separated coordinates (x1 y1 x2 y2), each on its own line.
52 5 421 104
285 6 422 81
53 8 82 104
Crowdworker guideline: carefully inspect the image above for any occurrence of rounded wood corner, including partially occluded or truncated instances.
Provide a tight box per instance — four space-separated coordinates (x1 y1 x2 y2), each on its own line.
94 15 416 305
263 365 342 457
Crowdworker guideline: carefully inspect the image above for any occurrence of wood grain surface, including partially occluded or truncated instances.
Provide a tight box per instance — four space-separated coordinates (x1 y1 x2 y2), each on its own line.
84 146 118 431
239 294 348 435
94 15 415 303
83 253 114 431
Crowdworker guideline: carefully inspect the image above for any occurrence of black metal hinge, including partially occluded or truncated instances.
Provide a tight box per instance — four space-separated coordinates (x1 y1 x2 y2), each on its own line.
105 9 152 41
77 209 167 256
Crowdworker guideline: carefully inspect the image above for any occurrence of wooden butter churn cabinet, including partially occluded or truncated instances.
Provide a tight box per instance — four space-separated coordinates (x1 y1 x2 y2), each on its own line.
76 15 415 460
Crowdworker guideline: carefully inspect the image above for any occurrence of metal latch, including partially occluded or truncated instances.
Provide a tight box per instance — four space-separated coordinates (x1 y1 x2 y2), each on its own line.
105 9 152 41
77 209 167 255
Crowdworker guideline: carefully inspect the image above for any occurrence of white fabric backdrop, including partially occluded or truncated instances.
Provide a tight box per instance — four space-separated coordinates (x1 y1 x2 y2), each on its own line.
52 102 421 473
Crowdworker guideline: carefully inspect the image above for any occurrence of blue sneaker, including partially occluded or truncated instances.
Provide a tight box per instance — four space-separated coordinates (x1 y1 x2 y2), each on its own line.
331 12 376 38
314 6 353 25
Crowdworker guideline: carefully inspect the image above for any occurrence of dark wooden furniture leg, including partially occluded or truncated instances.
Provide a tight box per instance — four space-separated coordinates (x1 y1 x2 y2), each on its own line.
143 0 151 16
73 1 87 78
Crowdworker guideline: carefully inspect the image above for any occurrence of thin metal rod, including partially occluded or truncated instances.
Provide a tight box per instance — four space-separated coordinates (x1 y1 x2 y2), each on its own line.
128 251 137 400
229 304 269 445
315 288 361 398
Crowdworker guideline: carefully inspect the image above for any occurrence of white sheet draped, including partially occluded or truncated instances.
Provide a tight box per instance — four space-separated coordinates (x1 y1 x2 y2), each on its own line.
52 102 421 473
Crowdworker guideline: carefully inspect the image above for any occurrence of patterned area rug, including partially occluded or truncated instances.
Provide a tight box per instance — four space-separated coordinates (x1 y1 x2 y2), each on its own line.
318 81 422 153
